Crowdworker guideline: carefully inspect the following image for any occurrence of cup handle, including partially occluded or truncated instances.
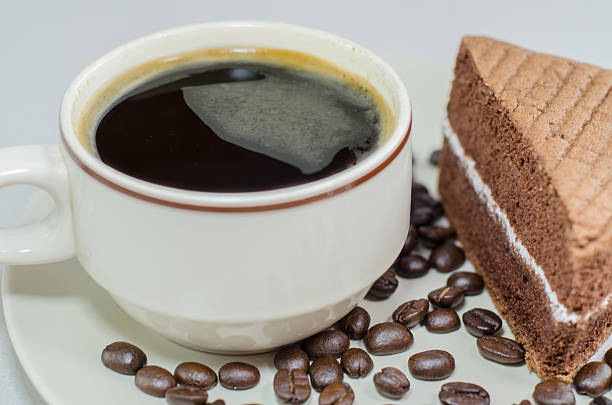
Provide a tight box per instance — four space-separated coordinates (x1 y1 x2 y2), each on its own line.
0 145 75 264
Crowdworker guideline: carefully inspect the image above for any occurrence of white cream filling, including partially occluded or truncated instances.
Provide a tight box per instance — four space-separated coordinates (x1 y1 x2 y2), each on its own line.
442 118 612 324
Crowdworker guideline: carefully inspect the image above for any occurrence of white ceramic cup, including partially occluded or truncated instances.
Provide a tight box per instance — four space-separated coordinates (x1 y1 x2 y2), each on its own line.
0 21 412 353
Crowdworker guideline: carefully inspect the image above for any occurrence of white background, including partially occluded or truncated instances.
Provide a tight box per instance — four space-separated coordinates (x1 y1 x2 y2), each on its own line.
1 0 611 403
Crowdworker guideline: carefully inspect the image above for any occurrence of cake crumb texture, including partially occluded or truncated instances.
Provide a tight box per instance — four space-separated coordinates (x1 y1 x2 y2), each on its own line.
448 36 612 312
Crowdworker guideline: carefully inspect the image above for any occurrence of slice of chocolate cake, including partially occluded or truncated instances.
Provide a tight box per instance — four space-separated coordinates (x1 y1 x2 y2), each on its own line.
440 36 612 380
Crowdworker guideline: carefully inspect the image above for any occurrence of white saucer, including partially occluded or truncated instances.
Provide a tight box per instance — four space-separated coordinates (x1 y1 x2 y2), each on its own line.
2 60 606 405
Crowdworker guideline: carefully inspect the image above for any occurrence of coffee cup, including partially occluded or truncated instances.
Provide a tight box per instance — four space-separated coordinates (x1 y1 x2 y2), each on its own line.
0 21 412 353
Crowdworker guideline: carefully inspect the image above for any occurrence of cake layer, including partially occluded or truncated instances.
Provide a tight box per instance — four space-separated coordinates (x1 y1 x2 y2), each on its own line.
438 134 612 380
460 37 612 257
447 36 612 311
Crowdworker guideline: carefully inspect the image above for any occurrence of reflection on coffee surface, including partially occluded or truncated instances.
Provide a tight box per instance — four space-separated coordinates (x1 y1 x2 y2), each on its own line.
93 52 384 192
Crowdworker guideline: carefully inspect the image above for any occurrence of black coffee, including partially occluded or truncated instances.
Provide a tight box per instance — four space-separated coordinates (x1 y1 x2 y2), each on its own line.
94 58 381 192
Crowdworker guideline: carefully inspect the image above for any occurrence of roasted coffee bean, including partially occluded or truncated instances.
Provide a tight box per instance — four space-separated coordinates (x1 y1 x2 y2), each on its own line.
424 308 460 333
392 299 429 327
338 306 371 340
274 346 310 372
309 357 343 392
412 183 442 209
341 348 373 378
135 365 177 397
174 362 217 390
318 382 354 405
364 322 413 355
428 286 464 308
273 368 311 404
395 255 430 278
411 205 437 226
408 350 455 380
477 335 525 364
101 341 147 375
573 362 612 397
439 382 490 405
165 386 208 405
591 397 612 405
218 362 260 390
430 149 442 165
373 367 410 399
533 379 575 405
302 330 349 358
401 225 419 255
430 243 466 272
366 269 398 299
447 271 485 295
412 182 428 195
605 348 612 368
209 400 225 405
419 225 456 246
462 308 502 337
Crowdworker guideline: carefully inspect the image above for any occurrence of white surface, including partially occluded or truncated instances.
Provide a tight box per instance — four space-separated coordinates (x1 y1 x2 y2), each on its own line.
1 1 612 404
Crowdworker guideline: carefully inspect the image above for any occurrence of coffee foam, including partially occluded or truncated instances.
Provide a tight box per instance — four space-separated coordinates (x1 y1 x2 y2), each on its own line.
182 64 379 174
77 48 393 157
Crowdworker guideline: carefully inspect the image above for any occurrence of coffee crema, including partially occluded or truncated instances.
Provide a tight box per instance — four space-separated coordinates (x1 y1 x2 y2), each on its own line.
78 48 391 192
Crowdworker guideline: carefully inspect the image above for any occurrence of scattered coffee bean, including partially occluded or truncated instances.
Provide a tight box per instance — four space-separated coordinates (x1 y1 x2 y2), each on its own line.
218 362 260 390
462 308 502 337
532 379 575 405
428 286 464 308
364 322 414 355
591 397 612 405
341 348 373 378
273 368 311 404
338 306 371 340
424 308 460 333
430 149 442 165
477 335 525 364
605 348 612 368
411 205 437 226
447 271 485 295
573 361 612 397
319 382 354 405
373 367 410 399
419 225 456 246
412 183 442 210
101 341 147 375
174 362 217 390
165 386 208 405
392 299 429 328
366 269 398 299
401 225 419 255
309 357 343 392
439 382 490 405
395 254 430 278
430 243 466 272
208 400 225 405
302 330 349 358
408 350 455 380
274 346 310 372
135 365 177 397
412 182 428 195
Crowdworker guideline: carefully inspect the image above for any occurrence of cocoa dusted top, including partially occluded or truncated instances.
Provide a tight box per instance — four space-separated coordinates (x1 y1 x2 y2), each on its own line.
460 36 612 258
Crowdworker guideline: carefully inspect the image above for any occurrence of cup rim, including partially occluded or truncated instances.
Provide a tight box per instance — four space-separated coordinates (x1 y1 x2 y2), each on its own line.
59 21 412 211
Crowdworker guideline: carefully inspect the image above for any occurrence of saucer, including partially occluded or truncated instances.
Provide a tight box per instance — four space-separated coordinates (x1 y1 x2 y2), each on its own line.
2 60 606 405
